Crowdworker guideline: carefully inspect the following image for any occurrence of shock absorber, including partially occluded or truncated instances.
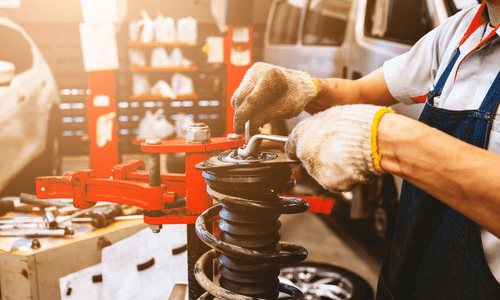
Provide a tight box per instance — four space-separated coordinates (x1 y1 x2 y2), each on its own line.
194 134 310 300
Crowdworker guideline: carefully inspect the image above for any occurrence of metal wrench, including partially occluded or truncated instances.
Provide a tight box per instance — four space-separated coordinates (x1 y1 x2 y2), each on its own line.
237 120 289 159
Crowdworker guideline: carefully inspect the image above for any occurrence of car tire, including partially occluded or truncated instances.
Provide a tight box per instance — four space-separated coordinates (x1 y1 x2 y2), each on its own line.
373 205 396 241
0 105 61 197
279 262 374 300
37 105 62 177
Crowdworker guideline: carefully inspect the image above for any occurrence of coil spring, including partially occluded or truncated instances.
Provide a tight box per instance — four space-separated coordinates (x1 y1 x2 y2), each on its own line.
194 159 310 300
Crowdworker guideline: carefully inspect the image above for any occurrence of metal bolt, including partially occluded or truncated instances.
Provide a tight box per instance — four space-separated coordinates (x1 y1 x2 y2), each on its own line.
149 224 162 234
186 123 211 144
30 238 41 249
227 133 242 140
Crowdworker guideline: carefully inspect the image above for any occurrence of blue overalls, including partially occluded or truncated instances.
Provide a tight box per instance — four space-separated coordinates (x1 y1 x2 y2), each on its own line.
376 4 500 299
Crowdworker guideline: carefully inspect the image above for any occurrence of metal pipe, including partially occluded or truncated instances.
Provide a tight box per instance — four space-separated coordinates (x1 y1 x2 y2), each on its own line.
0 227 74 237
146 139 162 187
245 120 250 145
20 193 69 208
44 210 58 229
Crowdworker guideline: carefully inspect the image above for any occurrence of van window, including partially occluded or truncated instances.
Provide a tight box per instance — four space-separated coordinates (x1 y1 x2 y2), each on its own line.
302 0 352 46
364 0 433 45
268 0 305 44
449 0 481 14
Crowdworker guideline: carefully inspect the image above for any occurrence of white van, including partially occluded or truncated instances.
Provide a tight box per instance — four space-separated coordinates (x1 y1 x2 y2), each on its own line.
263 0 481 238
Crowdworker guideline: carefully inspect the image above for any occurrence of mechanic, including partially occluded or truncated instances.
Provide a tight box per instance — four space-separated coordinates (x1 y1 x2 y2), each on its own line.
231 1 500 299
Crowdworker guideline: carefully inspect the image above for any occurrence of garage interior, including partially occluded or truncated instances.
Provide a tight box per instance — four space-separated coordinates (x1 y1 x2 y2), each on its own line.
0 1 397 299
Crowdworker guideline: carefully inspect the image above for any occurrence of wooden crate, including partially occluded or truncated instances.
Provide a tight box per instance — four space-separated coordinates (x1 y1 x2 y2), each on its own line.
0 220 147 300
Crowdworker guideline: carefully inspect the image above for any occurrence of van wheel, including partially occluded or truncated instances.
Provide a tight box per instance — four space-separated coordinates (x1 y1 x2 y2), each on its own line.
37 106 62 177
0 106 61 197
372 175 398 241
279 262 374 300
373 205 395 240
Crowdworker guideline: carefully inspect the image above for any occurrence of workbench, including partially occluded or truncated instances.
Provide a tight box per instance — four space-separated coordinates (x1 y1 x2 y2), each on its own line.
0 218 147 300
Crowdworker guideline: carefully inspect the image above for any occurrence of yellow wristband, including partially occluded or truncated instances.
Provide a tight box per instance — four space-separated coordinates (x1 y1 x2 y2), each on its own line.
371 107 394 173
309 74 319 96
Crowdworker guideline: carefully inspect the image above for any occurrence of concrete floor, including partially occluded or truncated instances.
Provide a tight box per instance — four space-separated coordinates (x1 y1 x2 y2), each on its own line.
61 154 384 294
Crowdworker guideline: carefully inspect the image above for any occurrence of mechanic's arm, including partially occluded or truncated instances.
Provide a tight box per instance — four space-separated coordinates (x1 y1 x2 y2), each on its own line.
231 63 395 133
286 101 500 239
378 113 500 238
306 67 398 114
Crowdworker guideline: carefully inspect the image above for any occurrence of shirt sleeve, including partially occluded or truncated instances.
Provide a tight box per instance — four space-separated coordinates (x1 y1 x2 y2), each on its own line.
383 6 479 104
383 27 441 104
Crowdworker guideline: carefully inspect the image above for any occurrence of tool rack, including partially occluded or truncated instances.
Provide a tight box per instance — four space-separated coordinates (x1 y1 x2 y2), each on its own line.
121 37 227 154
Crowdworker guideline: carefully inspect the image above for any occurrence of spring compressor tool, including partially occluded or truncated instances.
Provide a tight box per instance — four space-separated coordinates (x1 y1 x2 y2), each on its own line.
35 123 334 300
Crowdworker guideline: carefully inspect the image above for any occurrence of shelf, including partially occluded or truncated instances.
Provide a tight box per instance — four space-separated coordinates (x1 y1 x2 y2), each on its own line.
128 41 197 47
131 138 146 145
129 93 199 101
129 66 198 72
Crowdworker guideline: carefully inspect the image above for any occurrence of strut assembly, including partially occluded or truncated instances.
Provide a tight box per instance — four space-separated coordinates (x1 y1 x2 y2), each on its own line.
193 135 310 300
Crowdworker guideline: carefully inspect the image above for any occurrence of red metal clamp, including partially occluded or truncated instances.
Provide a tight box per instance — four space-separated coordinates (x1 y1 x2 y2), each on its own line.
36 137 246 225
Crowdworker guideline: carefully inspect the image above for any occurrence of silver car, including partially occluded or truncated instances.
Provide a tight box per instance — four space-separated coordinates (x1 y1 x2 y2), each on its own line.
0 16 60 196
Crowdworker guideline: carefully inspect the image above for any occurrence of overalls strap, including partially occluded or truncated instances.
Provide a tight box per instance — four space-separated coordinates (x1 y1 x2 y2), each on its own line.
376 3 500 299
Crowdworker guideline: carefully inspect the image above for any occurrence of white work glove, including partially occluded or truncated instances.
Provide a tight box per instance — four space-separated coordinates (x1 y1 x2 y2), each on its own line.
231 62 317 133
285 104 394 192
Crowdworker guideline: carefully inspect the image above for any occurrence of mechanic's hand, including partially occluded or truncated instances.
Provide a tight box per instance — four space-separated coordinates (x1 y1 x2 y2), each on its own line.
285 104 393 192
231 62 318 133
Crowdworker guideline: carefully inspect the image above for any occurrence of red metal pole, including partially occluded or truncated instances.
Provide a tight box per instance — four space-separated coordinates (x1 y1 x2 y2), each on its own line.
86 70 119 178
